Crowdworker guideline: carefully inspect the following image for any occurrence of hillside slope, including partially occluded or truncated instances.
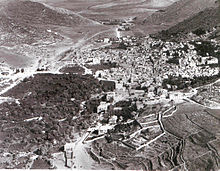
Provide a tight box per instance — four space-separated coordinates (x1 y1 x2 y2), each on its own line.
5 0 94 27
0 0 96 45
141 0 217 34
152 7 220 41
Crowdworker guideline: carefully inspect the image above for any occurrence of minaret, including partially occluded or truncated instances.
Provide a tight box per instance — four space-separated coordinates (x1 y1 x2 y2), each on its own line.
116 28 121 39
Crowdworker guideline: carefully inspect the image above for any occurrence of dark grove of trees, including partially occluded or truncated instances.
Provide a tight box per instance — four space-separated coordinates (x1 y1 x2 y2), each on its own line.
191 41 219 57
0 73 103 154
163 73 220 90
192 28 206 36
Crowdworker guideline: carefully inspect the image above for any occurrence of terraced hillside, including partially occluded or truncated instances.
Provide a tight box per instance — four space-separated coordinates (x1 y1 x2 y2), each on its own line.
163 103 220 171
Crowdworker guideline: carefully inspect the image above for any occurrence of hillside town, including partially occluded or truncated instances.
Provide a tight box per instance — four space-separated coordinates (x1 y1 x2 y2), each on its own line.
0 0 219 170
51 27 220 169
67 27 220 104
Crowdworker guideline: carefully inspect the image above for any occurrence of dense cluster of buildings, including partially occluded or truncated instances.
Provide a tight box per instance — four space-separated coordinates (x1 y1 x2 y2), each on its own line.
70 32 219 106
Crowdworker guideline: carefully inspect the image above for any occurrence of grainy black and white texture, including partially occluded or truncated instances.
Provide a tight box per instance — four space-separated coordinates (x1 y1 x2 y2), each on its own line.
0 0 219 170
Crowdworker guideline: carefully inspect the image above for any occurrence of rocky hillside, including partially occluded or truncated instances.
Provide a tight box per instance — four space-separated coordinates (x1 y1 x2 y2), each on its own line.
141 0 217 33
0 14 62 45
151 6 220 41
4 0 93 27
0 0 94 45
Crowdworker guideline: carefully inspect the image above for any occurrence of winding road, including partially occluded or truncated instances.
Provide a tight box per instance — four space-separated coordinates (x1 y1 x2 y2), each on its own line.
67 132 93 170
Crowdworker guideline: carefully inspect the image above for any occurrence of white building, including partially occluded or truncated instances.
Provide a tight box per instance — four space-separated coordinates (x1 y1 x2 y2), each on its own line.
97 102 110 113
205 57 218 65
136 101 144 110
93 58 101 65
169 92 183 101
95 70 105 78
84 68 92 75
160 89 168 98
116 82 125 91
64 143 74 151
99 124 114 134
113 107 122 111
109 115 118 124
147 92 155 99
104 38 110 43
